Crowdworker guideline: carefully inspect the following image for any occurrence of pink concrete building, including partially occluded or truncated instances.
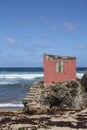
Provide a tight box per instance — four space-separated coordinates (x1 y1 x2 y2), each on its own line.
44 54 76 87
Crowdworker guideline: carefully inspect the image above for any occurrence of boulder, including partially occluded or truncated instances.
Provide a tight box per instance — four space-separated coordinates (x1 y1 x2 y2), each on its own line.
40 80 87 110
23 79 87 114
81 71 87 91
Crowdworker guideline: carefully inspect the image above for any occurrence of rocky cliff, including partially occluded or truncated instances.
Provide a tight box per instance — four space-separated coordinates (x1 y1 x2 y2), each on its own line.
22 72 87 114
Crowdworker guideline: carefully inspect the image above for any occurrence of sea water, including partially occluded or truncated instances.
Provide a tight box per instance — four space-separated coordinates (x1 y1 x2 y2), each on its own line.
0 68 43 108
0 67 86 108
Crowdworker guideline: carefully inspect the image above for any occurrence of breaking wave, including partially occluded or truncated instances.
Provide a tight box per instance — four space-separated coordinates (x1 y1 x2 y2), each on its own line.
76 73 84 79
0 72 84 85
0 73 43 79
0 103 23 107
0 73 43 85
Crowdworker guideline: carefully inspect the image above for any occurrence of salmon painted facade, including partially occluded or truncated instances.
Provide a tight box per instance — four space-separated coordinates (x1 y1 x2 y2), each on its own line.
44 54 76 87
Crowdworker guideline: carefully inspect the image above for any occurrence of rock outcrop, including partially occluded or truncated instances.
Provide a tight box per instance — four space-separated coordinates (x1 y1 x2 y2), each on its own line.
22 79 87 114
81 71 87 91
22 81 49 114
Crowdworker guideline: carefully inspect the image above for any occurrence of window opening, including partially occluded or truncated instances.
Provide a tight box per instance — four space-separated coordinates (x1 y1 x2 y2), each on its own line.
56 62 64 73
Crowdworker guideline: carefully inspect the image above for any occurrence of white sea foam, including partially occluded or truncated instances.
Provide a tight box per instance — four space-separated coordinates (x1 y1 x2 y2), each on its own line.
76 73 84 79
0 81 19 85
0 73 84 85
0 73 43 80
0 73 83 79
0 103 23 107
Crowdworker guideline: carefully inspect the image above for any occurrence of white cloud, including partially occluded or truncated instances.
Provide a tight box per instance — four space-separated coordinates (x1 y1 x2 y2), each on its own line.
63 22 78 32
79 44 87 49
5 36 16 45
40 16 57 32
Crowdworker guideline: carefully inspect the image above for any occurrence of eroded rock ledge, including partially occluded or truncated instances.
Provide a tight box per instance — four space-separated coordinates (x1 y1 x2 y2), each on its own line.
22 71 87 114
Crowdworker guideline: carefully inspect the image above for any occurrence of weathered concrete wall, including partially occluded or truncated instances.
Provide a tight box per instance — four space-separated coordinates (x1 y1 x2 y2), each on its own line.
44 54 76 87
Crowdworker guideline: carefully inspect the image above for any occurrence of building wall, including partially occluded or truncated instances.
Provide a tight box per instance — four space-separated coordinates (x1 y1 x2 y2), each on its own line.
44 54 76 87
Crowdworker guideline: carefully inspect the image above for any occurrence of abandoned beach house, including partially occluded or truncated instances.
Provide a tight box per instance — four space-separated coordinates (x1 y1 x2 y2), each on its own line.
44 54 76 87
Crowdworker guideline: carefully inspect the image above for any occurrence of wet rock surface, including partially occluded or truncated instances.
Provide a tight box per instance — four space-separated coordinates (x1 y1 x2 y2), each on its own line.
23 72 87 114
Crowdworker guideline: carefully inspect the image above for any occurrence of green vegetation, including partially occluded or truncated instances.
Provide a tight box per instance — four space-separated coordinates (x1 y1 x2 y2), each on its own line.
18 127 28 130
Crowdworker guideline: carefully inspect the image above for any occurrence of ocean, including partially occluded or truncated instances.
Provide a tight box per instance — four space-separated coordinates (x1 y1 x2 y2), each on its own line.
0 67 86 109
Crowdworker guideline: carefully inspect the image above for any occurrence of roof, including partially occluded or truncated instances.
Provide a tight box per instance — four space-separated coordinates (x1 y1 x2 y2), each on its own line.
45 54 76 60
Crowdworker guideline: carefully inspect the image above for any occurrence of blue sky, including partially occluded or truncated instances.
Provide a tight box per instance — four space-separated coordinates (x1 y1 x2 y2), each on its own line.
0 0 87 67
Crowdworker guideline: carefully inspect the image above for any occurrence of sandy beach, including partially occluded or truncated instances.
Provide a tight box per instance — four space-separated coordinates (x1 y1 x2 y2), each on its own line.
0 108 87 130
